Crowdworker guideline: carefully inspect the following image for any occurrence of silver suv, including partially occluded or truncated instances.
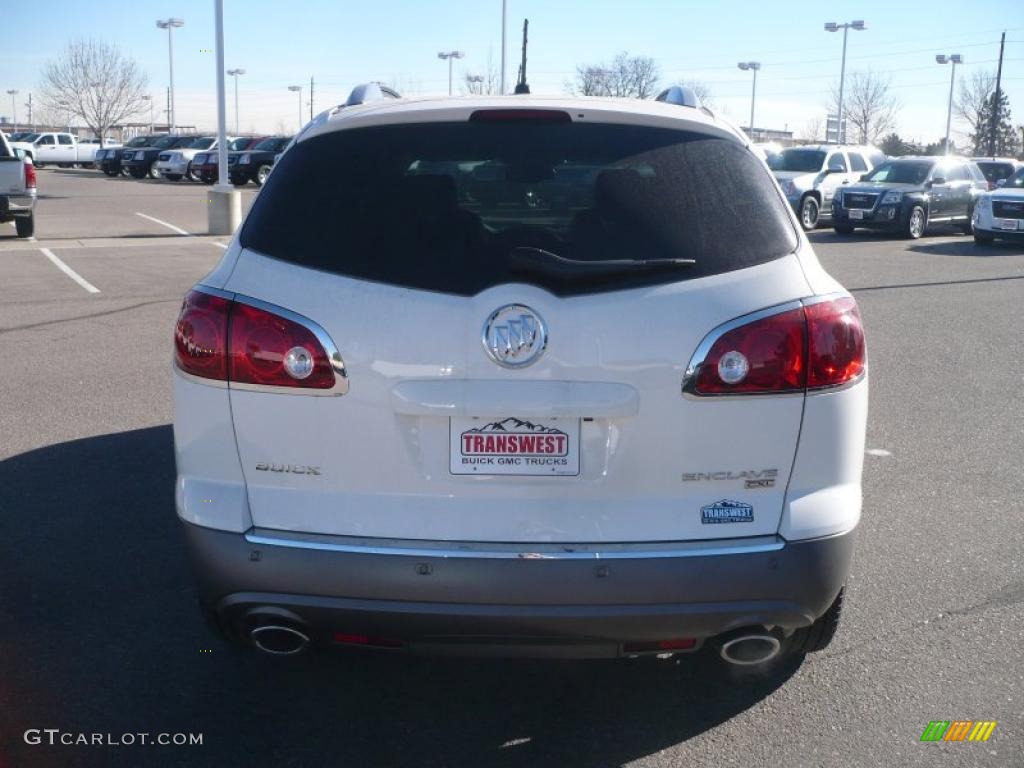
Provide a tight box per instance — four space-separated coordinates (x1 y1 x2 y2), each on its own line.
770 145 885 230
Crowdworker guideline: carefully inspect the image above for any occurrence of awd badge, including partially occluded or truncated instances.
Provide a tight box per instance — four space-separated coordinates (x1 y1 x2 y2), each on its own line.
701 499 754 524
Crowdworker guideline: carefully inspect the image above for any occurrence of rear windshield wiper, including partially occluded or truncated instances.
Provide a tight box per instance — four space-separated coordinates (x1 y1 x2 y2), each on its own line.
509 247 695 276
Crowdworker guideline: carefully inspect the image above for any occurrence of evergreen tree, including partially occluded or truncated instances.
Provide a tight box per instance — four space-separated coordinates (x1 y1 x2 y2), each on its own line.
971 90 1021 156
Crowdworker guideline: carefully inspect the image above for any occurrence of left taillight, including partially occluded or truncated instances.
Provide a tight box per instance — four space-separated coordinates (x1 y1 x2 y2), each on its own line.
174 289 341 391
24 160 36 189
174 290 230 380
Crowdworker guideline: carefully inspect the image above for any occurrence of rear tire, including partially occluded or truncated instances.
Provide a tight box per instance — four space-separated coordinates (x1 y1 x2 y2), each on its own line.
146 164 160 180
15 213 35 239
790 588 844 654
834 224 855 235
904 205 926 239
799 195 820 231
255 164 272 186
186 163 200 182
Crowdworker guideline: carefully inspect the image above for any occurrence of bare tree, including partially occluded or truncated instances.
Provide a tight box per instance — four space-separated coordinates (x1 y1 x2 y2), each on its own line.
799 116 824 142
954 70 996 150
463 53 501 95
39 39 148 146
829 71 899 145
674 79 714 107
569 52 660 99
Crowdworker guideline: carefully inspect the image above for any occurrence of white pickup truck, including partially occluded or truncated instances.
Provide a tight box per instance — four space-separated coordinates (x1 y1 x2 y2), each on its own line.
8 132 120 168
0 132 37 237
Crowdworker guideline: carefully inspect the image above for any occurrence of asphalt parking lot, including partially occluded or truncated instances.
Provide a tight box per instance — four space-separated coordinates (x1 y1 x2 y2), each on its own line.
1 168 1023 768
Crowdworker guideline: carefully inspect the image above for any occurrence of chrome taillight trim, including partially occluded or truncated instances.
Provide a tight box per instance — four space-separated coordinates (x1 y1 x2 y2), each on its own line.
681 292 864 399
177 284 349 396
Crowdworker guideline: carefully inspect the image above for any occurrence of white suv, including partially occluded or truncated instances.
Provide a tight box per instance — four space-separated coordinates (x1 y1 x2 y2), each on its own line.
173 84 868 663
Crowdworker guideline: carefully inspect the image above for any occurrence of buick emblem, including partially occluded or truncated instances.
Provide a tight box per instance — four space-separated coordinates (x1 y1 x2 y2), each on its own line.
482 304 547 368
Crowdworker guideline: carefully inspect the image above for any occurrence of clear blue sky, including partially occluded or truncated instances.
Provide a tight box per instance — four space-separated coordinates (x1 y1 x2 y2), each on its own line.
2 0 1022 144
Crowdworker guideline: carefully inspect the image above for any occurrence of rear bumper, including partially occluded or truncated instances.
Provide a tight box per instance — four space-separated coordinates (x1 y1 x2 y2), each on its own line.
0 194 36 215
183 521 855 657
975 226 1024 241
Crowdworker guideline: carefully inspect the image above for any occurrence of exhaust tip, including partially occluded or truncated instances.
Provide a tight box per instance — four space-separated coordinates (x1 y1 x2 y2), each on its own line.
249 624 310 656
719 634 781 666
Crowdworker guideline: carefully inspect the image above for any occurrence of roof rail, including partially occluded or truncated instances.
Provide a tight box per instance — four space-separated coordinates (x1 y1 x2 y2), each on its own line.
345 82 401 107
655 86 699 108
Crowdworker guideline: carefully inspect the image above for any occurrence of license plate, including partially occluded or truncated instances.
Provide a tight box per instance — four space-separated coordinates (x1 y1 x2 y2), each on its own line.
995 218 1020 230
848 209 864 220
450 417 580 476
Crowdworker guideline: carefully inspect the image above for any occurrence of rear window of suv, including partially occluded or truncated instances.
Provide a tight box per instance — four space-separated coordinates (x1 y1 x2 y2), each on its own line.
241 121 798 296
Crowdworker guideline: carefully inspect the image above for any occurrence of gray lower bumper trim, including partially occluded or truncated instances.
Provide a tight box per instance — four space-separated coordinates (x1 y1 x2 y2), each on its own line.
184 521 855 650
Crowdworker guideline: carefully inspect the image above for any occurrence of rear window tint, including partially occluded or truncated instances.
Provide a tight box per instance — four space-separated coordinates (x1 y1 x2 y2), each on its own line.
241 121 798 297
975 162 1016 183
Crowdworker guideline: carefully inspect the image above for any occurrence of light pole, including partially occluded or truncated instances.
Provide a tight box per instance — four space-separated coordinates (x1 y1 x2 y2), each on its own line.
737 62 761 140
208 0 240 235
935 54 962 155
6 89 18 131
824 20 866 144
227 68 246 134
156 18 184 133
437 51 465 96
142 95 154 133
500 0 507 95
288 86 302 131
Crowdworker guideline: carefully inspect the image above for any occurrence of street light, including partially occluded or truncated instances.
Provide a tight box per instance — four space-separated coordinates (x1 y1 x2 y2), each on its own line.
141 95 154 133
437 51 465 96
288 85 302 131
227 68 246 135
935 54 963 155
6 89 18 131
824 19 866 144
737 62 761 140
156 18 184 133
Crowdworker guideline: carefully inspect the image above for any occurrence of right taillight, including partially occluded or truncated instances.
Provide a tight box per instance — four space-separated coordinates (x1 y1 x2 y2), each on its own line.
24 160 36 189
688 296 865 396
174 289 344 393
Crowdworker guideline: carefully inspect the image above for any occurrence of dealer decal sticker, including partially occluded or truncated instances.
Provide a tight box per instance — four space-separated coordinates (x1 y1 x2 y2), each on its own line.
700 499 754 524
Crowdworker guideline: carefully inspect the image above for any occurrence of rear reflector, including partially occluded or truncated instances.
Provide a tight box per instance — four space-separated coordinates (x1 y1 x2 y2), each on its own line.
332 632 403 648
174 289 340 391
689 296 865 395
623 638 698 653
469 109 572 123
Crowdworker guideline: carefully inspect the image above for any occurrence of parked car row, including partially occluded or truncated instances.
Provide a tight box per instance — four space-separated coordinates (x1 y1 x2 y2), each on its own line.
94 134 291 186
6 131 118 168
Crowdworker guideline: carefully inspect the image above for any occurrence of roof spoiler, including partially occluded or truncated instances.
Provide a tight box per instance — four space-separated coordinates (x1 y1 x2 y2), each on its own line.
345 82 401 107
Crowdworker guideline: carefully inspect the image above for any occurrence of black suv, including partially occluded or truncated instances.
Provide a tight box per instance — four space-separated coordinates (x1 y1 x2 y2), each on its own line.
832 156 986 238
121 135 194 179
229 136 292 186
96 135 165 177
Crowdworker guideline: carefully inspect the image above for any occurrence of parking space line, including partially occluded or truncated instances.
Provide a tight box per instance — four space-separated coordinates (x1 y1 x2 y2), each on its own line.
135 212 192 237
39 248 100 294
